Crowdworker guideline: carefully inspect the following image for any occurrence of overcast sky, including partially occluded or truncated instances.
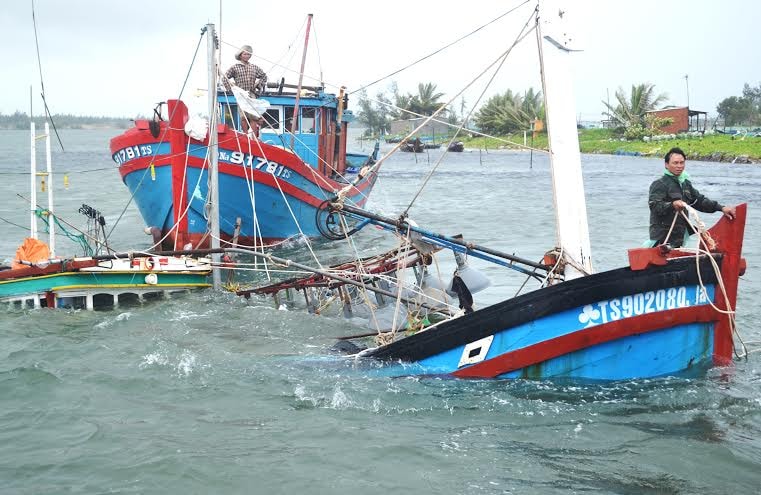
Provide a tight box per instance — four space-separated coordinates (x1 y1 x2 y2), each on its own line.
3 0 759 121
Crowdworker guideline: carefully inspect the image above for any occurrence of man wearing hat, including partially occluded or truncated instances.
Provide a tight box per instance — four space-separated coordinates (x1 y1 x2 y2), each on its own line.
224 44 268 134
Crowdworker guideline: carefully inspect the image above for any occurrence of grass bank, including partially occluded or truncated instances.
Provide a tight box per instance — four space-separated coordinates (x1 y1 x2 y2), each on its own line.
462 129 761 163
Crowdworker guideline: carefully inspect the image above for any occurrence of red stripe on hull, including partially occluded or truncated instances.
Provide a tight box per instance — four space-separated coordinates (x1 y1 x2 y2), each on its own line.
111 120 376 194
120 155 375 209
452 305 717 378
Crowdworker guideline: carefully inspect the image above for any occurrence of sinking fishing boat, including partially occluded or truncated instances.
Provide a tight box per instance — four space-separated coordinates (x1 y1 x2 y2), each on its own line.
352 2 748 379
109 16 380 250
246 1 747 380
1 248 211 311
1 122 211 311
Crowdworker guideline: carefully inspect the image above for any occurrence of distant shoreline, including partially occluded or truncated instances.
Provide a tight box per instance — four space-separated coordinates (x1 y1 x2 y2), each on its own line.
0 126 128 131
583 149 756 164
460 128 761 164
0 113 134 131
454 145 758 164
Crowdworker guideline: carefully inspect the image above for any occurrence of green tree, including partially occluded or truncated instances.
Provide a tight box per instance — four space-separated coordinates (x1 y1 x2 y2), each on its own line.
602 83 669 128
715 82 761 126
392 93 414 120
409 82 445 116
388 82 445 120
473 88 544 134
742 82 761 124
355 89 391 136
446 104 459 125
716 96 754 126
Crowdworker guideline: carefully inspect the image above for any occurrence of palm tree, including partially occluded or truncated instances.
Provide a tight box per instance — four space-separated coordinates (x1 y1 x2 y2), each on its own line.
392 93 414 120
410 83 445 116
474 89 544 134
603 83 668 128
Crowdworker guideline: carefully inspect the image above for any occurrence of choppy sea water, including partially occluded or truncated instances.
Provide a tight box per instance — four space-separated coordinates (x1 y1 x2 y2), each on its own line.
0 129 760 494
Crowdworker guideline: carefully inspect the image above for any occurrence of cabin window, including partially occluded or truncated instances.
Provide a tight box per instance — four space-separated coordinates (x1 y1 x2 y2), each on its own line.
301 108 316 134
221 103 238 127
261 107 282 132
93 293 115 310
283 106 297 133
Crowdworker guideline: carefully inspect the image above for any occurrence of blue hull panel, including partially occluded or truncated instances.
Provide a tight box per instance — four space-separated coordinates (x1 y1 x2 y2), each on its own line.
123 159 373 241
371 283 718 380
497 324 714 380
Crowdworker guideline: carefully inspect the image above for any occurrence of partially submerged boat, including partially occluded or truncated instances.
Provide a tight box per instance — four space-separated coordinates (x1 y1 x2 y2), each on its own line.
1 122 211 311
1 247 211 311
355 2 748 379
110 18 381 250
242 1 748 380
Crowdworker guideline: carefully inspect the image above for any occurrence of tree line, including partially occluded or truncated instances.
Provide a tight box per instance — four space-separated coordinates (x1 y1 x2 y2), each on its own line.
355 82 544 137
0 111 132 130
358 79 761 140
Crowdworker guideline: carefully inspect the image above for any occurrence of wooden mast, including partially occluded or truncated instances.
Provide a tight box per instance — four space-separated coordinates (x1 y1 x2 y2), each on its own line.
334 86 346 176
290 14 313 149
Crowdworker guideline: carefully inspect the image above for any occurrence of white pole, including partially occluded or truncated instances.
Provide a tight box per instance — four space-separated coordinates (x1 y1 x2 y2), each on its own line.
45 122 55 257
30 121 38 240
537 0 593 278
206 23 221 289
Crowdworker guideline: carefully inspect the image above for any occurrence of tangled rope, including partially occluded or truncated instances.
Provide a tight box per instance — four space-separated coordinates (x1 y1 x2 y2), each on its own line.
676 206 747 360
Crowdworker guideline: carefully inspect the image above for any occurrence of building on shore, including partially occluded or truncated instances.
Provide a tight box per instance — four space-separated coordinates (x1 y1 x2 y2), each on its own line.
388 117 452 139
646 106 707 134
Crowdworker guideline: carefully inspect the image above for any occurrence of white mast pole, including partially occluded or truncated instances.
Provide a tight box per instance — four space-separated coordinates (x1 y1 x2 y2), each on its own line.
45 122 55 257
207 23 221 289
30 121 38 240
537 0 592 279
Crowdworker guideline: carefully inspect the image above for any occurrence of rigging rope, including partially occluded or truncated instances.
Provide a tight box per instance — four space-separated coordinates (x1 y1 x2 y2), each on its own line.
34 209 92 255
336 12 540 201
358 93 548 154
350 0 532 95
403 9 538 215
31 0 64 151
677 206 747 359
653 205 746 360
311 19 325 87
106 28 207 242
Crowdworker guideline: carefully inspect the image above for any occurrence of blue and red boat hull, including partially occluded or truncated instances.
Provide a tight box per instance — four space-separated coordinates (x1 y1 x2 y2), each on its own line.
362 205 747 380
110 99 379 249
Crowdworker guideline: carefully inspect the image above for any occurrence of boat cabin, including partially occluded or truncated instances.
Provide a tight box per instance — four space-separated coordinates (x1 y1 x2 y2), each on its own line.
217 82 355 177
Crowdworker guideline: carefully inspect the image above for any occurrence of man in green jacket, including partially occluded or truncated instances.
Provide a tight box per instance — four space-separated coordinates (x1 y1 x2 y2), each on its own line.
648 147 736 247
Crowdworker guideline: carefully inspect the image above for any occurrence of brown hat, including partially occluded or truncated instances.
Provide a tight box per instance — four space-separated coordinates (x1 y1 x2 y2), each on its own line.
235 45 253 61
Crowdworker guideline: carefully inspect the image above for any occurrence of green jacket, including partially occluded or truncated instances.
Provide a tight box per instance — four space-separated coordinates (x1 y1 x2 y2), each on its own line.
648 173 723 247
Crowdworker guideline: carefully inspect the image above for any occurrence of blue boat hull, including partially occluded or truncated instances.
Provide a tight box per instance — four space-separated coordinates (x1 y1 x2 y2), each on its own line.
111 99 379 248
362 254 735 380
121 150 376 243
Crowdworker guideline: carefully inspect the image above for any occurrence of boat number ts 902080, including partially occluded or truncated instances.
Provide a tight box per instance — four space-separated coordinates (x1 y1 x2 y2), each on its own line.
578 285 710 327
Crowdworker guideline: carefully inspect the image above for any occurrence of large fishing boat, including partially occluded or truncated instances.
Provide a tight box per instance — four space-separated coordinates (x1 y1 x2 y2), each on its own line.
109 18 380 250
